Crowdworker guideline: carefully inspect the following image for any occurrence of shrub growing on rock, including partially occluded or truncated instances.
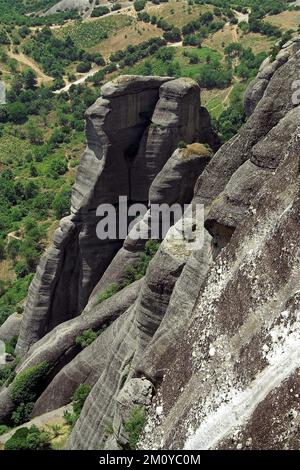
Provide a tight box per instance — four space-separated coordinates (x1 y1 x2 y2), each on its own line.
11 361 49 405
75 329 97 349
123 406 147 449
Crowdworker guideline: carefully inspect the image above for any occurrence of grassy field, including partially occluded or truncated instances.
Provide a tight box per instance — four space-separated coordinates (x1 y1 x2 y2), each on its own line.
266 10 300 31
175 46 221 79
203 24 235 53
202 86 233 119
146 0 213 28
203 24 276 55
89 21 163 57
55 15 133 48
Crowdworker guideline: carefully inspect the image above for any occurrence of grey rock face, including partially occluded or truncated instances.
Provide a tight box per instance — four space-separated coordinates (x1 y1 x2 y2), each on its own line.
0 313 22 342
91 144 211 297
44 0 91 15
17 76 214 358
17 280 141 378
70 40 300 450
114 378 153 448
0 388 14 424
141 142 300 450
68 223 199 449
138 229 213 382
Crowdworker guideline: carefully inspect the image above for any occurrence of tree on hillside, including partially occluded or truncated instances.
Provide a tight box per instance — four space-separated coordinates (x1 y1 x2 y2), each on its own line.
134 0 146 12
23 69 37 90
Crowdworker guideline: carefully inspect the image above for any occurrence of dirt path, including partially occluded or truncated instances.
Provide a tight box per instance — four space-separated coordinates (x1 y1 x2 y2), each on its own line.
234 9 250 24
231 24 239 43
54 65 102 94
8 50 53 84
0 405 71 445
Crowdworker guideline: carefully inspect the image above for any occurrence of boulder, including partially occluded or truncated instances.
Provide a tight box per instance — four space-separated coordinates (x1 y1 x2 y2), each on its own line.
0 313 22 342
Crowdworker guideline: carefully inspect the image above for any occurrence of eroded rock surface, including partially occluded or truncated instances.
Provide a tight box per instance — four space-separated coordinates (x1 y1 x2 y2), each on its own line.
16 76 214 358
4 39 300 450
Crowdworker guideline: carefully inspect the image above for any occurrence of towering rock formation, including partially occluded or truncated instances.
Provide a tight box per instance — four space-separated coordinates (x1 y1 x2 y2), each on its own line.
0 76 215 426
2 36 300 450
16 76 213 357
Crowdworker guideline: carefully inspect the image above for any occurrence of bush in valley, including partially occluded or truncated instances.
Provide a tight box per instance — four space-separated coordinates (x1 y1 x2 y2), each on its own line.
76 61 92 73
23 28 84 77
112 3 121 11
134 0 146 12
196 61 232 89
4 425 51 450
46 157 68 178
91 6 110 17
0 275 34 327
163 27 181 43
215 83 247 142
109 37 166 66
11 402 35 426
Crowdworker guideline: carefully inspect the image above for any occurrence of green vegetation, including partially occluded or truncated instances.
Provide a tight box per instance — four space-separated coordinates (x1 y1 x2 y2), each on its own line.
134 0 147 12
75 329 98 349
11 361 49 404
123 406 147 450
0 361 17 387
10 361 49 425
56 15 133 48
23 28 83 77
0 424 10 435
123 240 160 286
64 383 91 427
96 283 120 304
91 6 110 17
5 425 51 450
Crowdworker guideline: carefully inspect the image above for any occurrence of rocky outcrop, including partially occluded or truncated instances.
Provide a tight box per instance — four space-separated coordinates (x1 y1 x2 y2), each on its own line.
5 37 300 450
16 76 215 358
0 313 22 342
141 138 300 450
69 40 300 450
44 0 91 15
91 143 211 297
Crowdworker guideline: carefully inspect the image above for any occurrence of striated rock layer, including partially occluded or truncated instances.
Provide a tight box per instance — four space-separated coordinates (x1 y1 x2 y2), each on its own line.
4 37 300 450
69 38 300 449
16 76 214 358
